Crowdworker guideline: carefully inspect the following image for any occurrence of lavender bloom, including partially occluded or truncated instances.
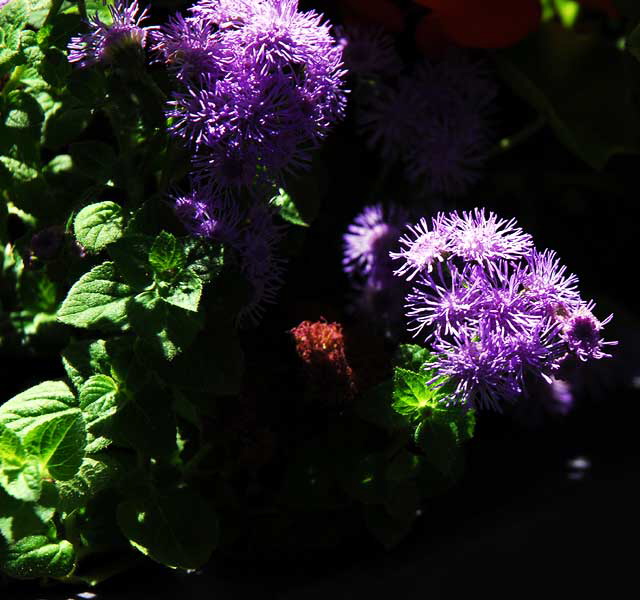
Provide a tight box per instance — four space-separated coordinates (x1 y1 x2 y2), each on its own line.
392 208 615 411
561 303 616 362
448 208 533 265
389 213 452 281
343 204 405 277
165 0 347 190
519 249 582 315
190 0 261 29
334 25 401 79
173 183 241 245
67 0 153 68
150 14 220 82
406 263 482 340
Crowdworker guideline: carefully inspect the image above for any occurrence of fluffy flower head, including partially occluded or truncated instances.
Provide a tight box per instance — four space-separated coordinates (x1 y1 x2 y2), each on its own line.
68 0 153 68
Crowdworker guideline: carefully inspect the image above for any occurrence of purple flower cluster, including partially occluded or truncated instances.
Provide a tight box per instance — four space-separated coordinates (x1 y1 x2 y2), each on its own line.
157 0 347 189
392 208 616 410
358 51 496 197
66 1 348 324
68 0 154 68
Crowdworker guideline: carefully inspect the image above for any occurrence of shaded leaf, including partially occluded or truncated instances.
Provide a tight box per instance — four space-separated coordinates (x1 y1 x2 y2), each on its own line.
117 488 218 570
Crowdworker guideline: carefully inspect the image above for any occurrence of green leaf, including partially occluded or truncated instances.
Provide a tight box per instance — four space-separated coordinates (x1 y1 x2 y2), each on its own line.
38 47 71 88
0 0 27 77
55 456 117 513
79 374 120 430
43 106 91 149
129 292 204 361
392 368 436 418
4 90 44 141
162 269 203 312
62 339 111 392
0 381 77 434
355 380 410 431
394 344 431 372
23 410 86 480
74 201 124 253
0 489 54 544
69 141 116 182
149 231 186 276
414 419 463 480
108 381 176 458
161 324 242 394
57 261 134 330
271 187 309 227
25 0 52 28
0 426 43 502
496 23 640 169
338 453 387 505
117 488 219 570
0 535 75 579
108 234 154 288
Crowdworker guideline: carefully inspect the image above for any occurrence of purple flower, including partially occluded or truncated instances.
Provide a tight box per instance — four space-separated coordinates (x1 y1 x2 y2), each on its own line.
519 249 581 315
561 303 616 362
190 0 260 29
343 204 405 277
447 208 533 265
406 263 482 340
172 183 241 245
67 0 154 68
430 320 563 411
334 25 401 79
389 214 452 281
151 13 220 82
358 51 496 197
164 0 347 190
390 208 615 411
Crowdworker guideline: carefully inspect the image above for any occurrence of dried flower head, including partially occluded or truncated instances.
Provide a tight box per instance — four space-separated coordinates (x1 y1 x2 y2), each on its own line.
290 319 356 402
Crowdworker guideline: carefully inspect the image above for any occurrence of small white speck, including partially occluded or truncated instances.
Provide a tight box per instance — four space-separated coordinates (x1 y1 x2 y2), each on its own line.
568 456 591 470
77 593 97 599
415 509 423 517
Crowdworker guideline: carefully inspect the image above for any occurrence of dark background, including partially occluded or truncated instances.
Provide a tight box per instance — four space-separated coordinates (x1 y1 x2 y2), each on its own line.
3 0 640 598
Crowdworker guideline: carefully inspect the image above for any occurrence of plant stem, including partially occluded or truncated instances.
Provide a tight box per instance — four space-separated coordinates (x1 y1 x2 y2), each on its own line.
487 116 546 159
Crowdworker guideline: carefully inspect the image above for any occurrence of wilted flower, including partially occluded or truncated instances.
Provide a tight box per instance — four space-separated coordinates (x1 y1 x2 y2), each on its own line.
67 0 153 68
290 319 355 402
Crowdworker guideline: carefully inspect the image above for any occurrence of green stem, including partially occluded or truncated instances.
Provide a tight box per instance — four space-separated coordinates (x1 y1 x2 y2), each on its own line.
487 116 546 159
44 0 65 25
77 0 88 20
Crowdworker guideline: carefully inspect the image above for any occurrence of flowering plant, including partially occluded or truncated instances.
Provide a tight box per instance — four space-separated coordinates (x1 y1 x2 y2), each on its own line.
0 0 633 591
